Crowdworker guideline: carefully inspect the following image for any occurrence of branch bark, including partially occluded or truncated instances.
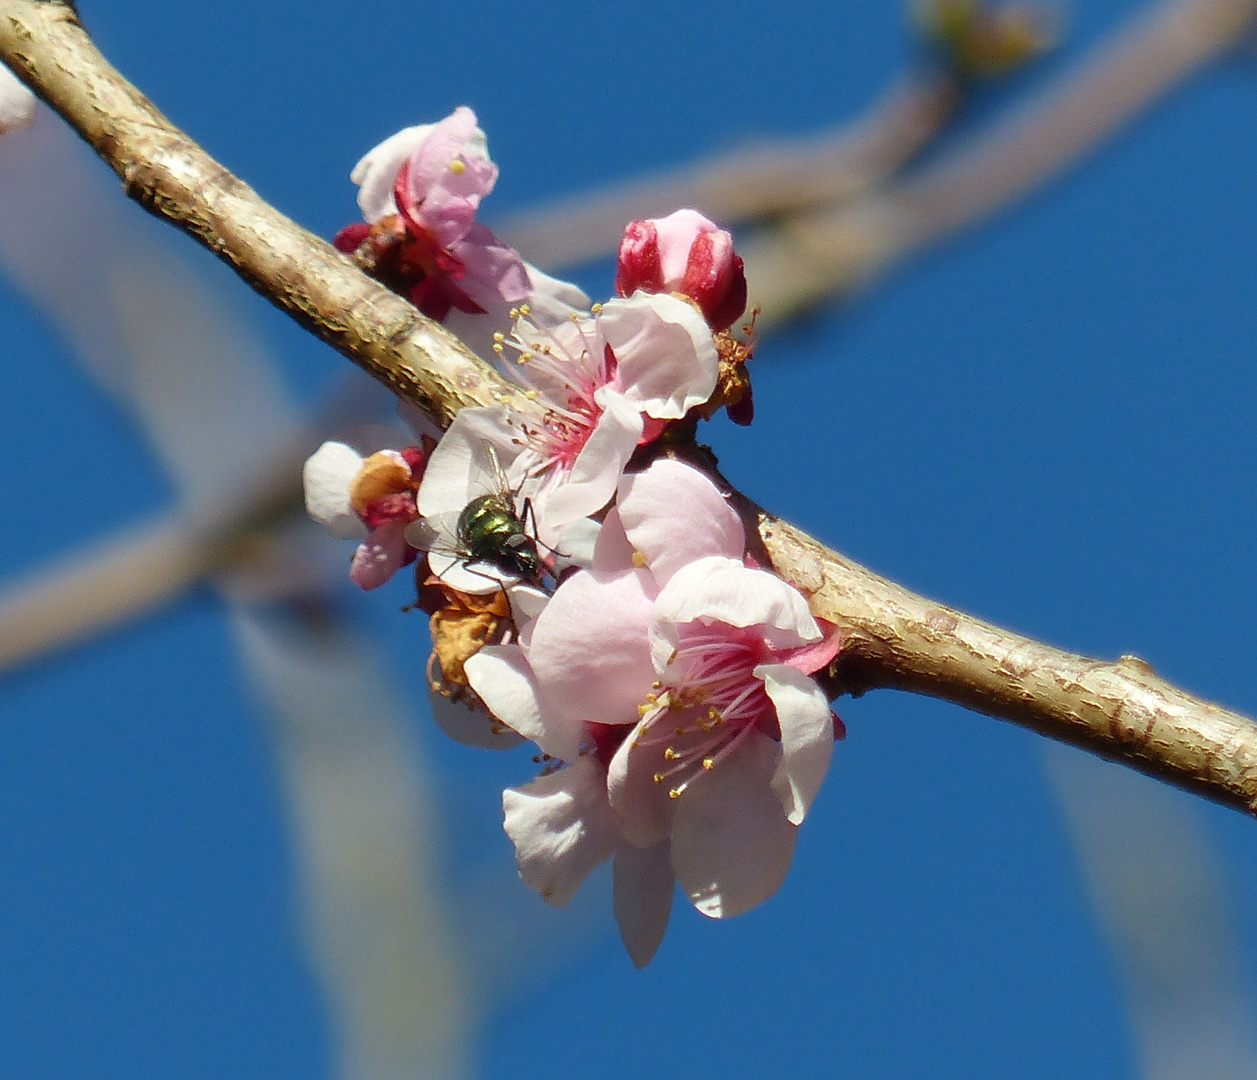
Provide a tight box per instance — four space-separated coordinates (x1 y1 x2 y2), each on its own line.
4 0 1257 818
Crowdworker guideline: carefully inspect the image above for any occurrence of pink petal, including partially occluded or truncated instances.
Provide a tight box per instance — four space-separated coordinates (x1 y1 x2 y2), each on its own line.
670 732 797 919
529 569 657 730
613 839 674 968
758 663 834 824
541 390 643 528
452 223 531 306
466 645 585 762
607 718 674 848
650 556 820 670
617 459 744 587
599 293 718 419
590 508 635 575
408 107 497 248
502 756 620 907
349 520 410 590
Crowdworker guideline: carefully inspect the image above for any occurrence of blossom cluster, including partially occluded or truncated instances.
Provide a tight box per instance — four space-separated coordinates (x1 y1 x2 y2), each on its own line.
304 108 841 966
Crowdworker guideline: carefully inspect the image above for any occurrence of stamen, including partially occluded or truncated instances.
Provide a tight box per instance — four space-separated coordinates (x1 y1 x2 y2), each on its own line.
449 159 466 175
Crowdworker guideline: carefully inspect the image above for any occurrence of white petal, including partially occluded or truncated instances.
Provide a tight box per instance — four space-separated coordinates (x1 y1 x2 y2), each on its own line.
0 64 36 134
758 663 834 824
613 839 674 968
541 390 642 528
417 405 527 518
502 757 620 907
606 718 674 848
506 583 551 625
600 293 718 419
617 459 743 587
428 688 524 750
671 733 797 919
465 645 584 761
650 556 820 670
350 124 434 222
303 441 367 540
424 550 517 596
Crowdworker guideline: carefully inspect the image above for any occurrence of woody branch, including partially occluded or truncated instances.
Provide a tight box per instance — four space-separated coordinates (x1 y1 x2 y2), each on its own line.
3 0 1257 817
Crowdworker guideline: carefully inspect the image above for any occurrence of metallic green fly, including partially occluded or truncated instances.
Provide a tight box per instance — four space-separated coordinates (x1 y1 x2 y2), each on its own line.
412 442 549 591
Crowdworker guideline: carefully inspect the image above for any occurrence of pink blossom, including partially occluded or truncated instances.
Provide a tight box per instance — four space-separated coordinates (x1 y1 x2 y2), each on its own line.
417 293 720 552
303 439 431 590
616 209 748 331
465 459 841 961
333 107 529 320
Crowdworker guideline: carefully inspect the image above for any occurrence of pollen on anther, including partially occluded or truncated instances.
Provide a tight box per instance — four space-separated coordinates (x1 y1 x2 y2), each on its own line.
449 159 466 175
631 550 647 568
702 757 715 770
525 390 539 400
653 772 666 784
591 302 604 315
493 331 505 343
663 748 678 760
668 788 682 800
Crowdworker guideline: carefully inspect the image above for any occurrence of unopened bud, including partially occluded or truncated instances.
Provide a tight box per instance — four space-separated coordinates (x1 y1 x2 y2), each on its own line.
616 209 747 331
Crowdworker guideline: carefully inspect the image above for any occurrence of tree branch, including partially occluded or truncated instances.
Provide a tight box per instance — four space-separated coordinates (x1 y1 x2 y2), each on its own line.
4 0 1257 818
742 0 1257 322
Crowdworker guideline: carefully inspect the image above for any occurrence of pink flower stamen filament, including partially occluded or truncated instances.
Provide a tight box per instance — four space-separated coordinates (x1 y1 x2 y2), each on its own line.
634 625 777 800
492 304 614 473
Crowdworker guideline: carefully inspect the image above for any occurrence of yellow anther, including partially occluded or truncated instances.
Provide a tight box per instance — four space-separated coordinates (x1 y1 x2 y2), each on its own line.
631 550 648 568
653 772 666 784
509 307 520 318
525 390 539 400
493 331 505 343
493 343 504 353
702 757 715 770
668 788 682 800
652 681 662 690
591 302 604 314
519 303 531 315
449 159 466 175
569 312 581 322
638 703 651 717
663 748 678 760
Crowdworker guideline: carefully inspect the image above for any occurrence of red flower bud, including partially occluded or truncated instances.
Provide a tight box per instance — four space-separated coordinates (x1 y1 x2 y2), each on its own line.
615 209 747 331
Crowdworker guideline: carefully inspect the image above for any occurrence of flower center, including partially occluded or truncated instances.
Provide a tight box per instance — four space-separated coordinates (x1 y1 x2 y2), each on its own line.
632 624 773 800
492 304 614 473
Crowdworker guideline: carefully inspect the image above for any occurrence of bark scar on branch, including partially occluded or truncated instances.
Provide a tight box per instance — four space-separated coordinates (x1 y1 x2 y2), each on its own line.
4 0 1257 818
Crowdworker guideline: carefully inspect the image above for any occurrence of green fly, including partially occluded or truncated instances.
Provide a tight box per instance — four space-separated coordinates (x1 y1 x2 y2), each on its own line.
413 442 549 590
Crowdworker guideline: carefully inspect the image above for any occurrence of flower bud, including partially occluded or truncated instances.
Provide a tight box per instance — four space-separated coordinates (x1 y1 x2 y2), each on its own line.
615 209 747 331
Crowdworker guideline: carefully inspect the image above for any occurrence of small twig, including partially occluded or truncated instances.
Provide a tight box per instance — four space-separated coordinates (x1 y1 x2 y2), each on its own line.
4 0 1257 817
495 73 960 269
742 0 1257 321
0 444 305 674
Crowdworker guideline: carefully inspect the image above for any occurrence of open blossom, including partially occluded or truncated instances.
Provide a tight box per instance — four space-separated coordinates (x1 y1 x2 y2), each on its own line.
466 459 841 964
616 209 748 331
333 106 530 321
418 292 720 553
0 63 36 134
303 437 432 590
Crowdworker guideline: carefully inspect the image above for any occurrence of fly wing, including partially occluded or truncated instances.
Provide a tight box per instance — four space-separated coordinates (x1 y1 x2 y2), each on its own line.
466 440 511 502
407 511 463 557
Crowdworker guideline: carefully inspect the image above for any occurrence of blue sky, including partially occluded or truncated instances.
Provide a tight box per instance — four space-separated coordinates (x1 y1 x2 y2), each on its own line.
2 1 1257 1077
